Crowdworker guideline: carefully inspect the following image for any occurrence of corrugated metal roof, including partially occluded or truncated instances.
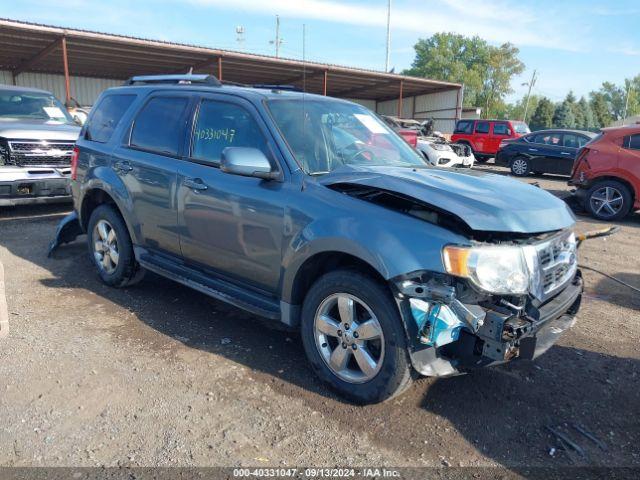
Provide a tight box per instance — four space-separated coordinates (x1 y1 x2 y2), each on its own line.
0 18 461 101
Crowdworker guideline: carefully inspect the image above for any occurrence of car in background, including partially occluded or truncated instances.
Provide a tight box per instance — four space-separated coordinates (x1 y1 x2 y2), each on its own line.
451 119 530 162
570 125 640 220
496 129 596 177
0 85 80 205
380 115 418 147
416 136 475 168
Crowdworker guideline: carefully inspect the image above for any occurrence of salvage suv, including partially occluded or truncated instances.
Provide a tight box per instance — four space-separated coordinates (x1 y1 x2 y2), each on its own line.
0 85 80 205
54 75 583 404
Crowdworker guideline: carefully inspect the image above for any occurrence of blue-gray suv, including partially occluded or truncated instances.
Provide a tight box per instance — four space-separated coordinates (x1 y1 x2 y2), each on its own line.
54 75 583 403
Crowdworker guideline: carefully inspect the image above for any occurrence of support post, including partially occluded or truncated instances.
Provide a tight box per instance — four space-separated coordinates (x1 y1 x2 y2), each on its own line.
217 56 223 81
61 36 71 104
397 79 404 117
323 69 328 96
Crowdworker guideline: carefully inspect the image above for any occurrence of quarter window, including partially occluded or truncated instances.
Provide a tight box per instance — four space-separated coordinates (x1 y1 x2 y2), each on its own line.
562 134 589 148
475 121 490 134
191 100 268 164
623 134 640 150
86 94 136 143
130 96 189 156
533 132 561 145
454 120 473 134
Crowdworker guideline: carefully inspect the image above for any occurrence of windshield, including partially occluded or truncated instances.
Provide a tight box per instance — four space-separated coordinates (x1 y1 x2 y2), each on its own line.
267 99 426 174
513 122 530 134
0 89 74 123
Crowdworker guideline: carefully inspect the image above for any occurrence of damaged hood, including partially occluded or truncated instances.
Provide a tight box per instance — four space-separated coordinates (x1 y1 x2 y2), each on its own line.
319 165 575 233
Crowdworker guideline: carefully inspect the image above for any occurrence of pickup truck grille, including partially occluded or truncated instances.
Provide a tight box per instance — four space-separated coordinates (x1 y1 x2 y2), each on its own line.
527 230 577 302
7 140 74 167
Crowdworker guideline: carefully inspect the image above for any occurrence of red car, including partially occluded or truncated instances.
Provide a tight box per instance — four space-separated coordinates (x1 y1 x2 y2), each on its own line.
451 119 530 161
570 125 640 220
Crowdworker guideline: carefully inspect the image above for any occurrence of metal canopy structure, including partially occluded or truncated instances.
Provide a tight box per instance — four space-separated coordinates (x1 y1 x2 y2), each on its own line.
0 18 461 116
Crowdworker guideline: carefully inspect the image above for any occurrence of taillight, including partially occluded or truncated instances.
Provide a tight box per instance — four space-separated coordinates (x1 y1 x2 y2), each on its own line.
409 135 417 148
70 146 79 180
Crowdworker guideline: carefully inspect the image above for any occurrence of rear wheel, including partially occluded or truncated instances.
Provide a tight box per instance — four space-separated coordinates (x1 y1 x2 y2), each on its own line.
510 156 530 176
87 204 144 287
584 180 632 220
300 270 413 404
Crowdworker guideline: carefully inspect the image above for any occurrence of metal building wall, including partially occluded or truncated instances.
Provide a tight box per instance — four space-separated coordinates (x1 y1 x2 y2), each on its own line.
375 89 460 133
0 70 122 106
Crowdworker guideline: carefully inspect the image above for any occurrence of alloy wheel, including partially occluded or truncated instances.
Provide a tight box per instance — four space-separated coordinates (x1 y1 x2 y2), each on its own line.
590 186 624 218
511 158 528 176
314 293 385 384
93 219 119 274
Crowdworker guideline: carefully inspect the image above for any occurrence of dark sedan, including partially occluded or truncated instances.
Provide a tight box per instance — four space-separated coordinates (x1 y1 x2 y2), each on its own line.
495 129 597 177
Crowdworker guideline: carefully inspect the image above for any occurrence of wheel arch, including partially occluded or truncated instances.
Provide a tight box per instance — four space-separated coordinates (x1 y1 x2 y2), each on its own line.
585 175 636 202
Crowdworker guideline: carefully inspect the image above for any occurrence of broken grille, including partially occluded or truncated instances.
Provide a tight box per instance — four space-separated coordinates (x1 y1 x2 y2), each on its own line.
529 231 577 302
7 141 74 167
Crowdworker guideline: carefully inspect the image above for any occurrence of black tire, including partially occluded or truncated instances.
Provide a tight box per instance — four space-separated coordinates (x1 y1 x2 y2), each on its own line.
300 269 413 404
584 180 633 221
87 204 144 287
510 156 530 176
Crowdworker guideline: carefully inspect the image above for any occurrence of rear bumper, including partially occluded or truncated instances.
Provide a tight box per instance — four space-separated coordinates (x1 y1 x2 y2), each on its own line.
407 273 583 376
0 167 72 206
494 150 510 167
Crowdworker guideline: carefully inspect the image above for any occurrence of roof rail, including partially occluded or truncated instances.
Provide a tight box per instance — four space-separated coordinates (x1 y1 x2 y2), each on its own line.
252 84 301 92
123 74 222 86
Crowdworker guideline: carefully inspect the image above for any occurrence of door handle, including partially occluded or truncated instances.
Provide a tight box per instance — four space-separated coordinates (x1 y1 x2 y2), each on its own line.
528 148 538 152
560 152 571 155
184 178 208 191
113 161 133 174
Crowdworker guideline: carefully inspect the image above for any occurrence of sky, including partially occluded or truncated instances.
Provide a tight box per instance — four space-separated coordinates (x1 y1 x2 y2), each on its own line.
2 0 640 103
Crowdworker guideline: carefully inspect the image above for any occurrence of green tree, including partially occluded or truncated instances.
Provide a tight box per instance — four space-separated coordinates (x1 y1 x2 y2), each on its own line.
403 33 524 118
553 100 576 128
577 96 596 130
529 97 554 130
589 92 612 127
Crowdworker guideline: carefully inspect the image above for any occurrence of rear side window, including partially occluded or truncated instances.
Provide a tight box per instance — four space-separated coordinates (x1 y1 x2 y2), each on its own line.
191 100 268 164
563 134 590 148
493 123 510 135
533 132 562 145
623 134 640 150
454 120 473 134
86 94 136 143
130 96 189 156
475 121 490 134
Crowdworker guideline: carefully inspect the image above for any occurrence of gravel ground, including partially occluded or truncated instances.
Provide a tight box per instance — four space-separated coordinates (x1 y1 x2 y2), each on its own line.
0 164 638 473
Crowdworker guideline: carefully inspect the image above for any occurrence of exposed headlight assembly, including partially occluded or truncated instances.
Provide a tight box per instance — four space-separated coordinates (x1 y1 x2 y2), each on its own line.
431 143 451 151
443 245 530 295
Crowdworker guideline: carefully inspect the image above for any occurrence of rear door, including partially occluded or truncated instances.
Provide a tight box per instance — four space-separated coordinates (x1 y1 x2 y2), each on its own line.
528 131 564 174
111 93 193 256
556 133 590 175
176 94 288 294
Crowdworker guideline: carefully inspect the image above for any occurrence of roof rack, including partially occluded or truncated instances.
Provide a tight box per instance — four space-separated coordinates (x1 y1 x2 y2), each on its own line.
123 74 221 86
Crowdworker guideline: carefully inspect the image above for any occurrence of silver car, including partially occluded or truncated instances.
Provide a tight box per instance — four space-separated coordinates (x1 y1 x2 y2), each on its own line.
0 85 80 206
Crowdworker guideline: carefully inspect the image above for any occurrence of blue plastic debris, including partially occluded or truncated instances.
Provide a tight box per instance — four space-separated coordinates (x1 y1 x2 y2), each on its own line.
410 299 465 348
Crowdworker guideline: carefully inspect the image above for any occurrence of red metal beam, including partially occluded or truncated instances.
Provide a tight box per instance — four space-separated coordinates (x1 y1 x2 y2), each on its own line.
61 36 71 104
12 37 62 77
397 79 404 117
217 56 223 81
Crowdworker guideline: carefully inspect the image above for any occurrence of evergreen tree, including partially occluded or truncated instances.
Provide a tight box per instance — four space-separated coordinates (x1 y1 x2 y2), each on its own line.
553 100 576 128
578 96 596 130
589 92 612 128
529 97 554 130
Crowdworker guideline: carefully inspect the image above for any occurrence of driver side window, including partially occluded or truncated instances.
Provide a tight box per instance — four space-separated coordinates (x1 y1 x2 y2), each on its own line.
191 100 269 164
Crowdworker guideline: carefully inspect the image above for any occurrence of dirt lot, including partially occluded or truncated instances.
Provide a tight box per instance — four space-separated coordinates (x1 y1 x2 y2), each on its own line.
0 164 639 473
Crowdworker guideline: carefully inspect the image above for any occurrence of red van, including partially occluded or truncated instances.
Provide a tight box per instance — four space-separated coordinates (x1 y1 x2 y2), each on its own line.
451 119 530 161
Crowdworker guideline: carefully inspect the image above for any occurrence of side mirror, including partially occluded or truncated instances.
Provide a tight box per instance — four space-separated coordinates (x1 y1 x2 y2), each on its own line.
220 147 278 180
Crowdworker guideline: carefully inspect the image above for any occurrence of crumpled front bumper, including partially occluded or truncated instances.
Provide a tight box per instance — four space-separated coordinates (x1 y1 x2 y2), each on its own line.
0 166 72 206
403 273 583 377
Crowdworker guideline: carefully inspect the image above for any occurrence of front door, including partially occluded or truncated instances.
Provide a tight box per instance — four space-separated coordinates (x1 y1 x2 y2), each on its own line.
474 120 491 154
112 93 193 256
176 95 288 294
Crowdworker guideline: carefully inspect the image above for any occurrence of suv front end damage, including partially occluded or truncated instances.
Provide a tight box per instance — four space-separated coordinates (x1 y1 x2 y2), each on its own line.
391 229 582 376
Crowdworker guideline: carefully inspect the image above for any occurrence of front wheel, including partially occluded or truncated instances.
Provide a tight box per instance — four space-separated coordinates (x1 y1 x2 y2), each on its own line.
300 270 413 404
584 180 633 220
510 156 530 176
